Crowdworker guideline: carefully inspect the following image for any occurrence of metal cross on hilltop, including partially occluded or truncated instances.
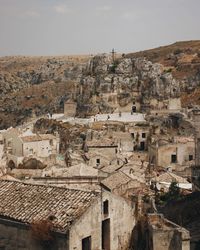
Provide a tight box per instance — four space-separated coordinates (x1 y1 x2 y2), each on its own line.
110 48 116 63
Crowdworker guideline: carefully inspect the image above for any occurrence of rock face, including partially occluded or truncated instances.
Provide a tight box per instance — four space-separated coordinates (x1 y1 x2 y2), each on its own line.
0 56 90 129
1 41 200 128
76 54 180 117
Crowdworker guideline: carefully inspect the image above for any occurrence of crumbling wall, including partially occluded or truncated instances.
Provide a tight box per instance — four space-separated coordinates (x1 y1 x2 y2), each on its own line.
130 214 190 250
0 218 68 250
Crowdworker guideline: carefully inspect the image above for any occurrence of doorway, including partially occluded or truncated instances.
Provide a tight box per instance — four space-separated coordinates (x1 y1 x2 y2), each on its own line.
102 219 110 250
82 236 91 250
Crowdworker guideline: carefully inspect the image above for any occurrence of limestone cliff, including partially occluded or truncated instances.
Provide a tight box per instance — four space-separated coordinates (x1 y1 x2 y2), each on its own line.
0 41 200 128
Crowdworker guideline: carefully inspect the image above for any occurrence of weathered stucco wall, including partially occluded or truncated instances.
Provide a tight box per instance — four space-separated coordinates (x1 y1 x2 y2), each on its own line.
150 141 195 168
69 190 135 250
158 144 194 167
88 147 117 167
148 214 190 250
64 102 77 117
23 139 57 158
0 218 68 250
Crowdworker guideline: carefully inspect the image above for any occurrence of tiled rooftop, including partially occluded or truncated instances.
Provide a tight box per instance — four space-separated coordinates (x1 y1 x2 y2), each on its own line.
101 171 140 191
154 172 189 184
87 138 118 147
0 180 99 232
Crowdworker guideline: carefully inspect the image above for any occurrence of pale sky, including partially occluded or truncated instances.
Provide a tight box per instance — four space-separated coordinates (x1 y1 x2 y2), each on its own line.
0 0 199 56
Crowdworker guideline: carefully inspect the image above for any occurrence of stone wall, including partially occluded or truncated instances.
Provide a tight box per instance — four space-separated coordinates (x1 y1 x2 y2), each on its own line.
64 102 77 117
0 218 68 250
148 214 190 250
69 190 135 250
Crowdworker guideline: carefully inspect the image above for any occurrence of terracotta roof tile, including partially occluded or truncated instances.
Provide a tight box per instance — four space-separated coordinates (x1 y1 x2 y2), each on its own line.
101 171 139 191
0 180 99 232
154 172 189 184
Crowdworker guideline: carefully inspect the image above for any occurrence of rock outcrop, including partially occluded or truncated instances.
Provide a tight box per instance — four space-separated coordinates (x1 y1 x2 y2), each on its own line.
1 41 200 128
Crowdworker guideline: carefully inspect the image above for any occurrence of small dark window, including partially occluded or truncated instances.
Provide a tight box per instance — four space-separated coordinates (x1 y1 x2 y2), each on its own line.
96 158 100 166
189 155 193 161
117 160 119 165
103 200 109 216
142 133 146 138
50 139 53 146
171 154 177 163
82 236 91 250
115 148 118 154
132 106 136 113
140 141 145 151
131 133 135 139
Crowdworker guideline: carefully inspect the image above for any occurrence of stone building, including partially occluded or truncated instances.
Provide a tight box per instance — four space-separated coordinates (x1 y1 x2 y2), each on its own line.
101 170 144 198
128 124 150 152
86 139 118 167
0 180 135 250
149 97 182 115
64 100 77 117
3 129 59 168
30 163 107 191
149 136 195 172
151 172 192 192
147 214 190 250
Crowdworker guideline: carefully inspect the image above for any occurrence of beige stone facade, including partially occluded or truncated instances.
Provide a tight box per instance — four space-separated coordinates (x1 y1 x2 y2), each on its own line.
64 101 77 117
149 137 195 170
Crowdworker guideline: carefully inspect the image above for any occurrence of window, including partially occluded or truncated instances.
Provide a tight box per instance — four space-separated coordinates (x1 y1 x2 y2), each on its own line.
132 106 136 113
131 133 135 139
171 154 177 163
142 133 146 138
82 236 91 250
103 200 109 216
50 139 53 146
189 155 193 161
140 141 145 151
96 158 100 166
29 148 33 154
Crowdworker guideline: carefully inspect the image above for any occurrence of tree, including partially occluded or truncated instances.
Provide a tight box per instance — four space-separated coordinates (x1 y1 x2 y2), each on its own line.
167 181 180 200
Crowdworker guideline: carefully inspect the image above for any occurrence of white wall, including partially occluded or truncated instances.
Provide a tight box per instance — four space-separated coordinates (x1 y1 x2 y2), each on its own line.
157 142 195 167
23 139 58 158
88 147 117 167
69 190 135 250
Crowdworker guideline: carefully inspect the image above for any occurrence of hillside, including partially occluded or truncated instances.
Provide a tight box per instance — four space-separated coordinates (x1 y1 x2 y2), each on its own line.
0 55 91 128
1 41 200 129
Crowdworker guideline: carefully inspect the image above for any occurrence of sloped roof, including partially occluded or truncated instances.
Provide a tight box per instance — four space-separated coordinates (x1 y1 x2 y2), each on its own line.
101 171 140 191
100 164 122 174
154 172 189 184
0 174 20 182
0 180 99 233
87 138 118 147
62 163 99 177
